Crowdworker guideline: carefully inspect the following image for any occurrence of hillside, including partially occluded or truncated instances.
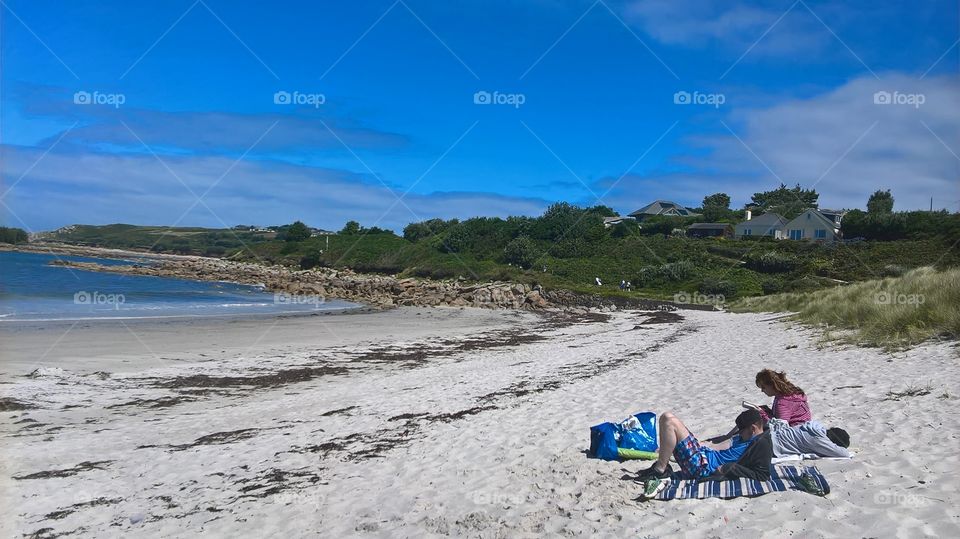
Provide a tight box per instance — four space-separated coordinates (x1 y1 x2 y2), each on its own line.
44 208 960 303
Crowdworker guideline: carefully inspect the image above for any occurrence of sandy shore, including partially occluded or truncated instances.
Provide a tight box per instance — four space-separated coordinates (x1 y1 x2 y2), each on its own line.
2 307 958 537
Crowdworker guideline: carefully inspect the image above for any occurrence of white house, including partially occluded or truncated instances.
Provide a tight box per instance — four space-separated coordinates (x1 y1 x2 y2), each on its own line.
602 216 635 228
782 209 842 242
735 212 787 239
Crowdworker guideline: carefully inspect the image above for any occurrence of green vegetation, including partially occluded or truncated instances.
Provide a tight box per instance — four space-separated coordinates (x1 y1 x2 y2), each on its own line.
43 201 960 304
284 221 310 242
0 226 28 244
749 183 820 219
732 267 960 349
47 224 274 256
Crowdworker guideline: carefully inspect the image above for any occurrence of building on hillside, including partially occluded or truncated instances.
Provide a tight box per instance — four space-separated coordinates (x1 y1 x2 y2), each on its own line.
783 209 842 242
817 209 847 228
628 200 700 222
735 212 787 239
686 222 734 239
602 216 635 228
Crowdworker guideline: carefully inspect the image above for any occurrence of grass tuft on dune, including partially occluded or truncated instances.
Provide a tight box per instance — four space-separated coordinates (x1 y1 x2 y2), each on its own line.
731 266 960 349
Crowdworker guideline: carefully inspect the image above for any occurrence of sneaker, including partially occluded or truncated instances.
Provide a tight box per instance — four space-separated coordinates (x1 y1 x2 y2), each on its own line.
641 478 671 499
797 472 825 497
636 463 672 481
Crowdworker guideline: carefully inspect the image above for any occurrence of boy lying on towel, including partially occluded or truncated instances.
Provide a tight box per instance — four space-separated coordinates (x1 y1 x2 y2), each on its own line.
769 418 851 458
637 409 773 482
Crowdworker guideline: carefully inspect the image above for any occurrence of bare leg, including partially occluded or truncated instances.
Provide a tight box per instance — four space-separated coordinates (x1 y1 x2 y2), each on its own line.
654 412 692 471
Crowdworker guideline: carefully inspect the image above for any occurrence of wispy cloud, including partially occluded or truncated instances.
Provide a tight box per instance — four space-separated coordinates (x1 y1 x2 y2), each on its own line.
605 74 960 213
0 144 550 231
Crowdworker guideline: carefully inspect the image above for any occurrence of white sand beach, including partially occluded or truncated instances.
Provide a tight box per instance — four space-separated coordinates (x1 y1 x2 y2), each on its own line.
2 307 958 538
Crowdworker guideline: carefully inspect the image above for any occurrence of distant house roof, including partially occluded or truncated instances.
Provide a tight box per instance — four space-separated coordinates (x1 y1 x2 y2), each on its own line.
688 222 732 230
628 200 700 218
736 212 787 228
785 209 840 231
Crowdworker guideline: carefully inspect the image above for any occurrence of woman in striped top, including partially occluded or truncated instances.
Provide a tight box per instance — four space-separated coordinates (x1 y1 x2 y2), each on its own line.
755 369 811 426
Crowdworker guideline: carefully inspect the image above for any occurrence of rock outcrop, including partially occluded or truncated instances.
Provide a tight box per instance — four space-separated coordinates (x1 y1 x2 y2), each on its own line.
50 258 550 310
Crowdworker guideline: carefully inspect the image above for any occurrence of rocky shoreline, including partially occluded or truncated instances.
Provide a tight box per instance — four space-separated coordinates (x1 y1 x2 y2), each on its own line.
17 242 711 312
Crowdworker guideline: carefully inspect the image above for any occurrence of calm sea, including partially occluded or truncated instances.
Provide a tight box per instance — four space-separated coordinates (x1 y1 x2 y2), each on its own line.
0 251 358 321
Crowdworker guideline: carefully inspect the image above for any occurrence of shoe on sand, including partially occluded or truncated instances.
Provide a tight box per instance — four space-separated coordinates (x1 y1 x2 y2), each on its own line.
640 478 671 500
636 463 672 481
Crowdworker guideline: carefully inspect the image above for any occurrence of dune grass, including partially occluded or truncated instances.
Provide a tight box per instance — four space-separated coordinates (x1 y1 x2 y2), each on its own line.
731 266 960 349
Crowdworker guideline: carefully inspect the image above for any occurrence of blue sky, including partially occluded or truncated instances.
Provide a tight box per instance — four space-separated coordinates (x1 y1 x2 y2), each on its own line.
2 0 958 232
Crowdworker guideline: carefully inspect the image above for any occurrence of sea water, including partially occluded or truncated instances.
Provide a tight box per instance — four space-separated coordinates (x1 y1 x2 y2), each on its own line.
0 251 359 321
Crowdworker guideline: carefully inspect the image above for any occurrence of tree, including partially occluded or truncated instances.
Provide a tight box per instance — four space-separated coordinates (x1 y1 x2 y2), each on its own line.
0 227 28 244
750 183 819 219
867 189 894 214
502 236 538 268
340 220 361 235
285 221 310 242
701 192 731 221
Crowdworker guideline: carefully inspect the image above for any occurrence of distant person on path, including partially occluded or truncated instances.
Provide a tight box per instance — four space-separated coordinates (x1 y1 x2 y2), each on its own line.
637 409 772 481
754 369 812 426
595 277 602 286
619 280 626 290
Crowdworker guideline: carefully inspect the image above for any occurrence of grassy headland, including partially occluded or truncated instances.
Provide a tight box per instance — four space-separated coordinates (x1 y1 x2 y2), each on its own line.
732 266 960 349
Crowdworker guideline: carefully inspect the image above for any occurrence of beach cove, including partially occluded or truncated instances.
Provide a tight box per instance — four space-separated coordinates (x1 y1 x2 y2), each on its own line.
2 304 957 537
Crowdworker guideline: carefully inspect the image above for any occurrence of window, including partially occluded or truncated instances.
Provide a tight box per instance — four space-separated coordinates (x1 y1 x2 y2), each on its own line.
815 229 827 239
789 229 803 240
744 229 752 236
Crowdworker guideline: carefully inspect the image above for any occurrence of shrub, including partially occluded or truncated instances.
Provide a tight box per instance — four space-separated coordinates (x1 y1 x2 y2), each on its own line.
285 221 310 242
882 264 908 277
761 279 784 295
502 236 539 268
300 252 323 270
699 278 738 298
746 252 799 273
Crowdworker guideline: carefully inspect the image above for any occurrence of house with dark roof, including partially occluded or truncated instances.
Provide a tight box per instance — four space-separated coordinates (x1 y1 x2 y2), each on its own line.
686 222 733 239
783 209 843 242
735 212 787 239
627 200 700 222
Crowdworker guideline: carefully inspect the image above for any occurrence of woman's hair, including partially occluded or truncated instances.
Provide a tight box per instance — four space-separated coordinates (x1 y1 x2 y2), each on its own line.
755 369 805 396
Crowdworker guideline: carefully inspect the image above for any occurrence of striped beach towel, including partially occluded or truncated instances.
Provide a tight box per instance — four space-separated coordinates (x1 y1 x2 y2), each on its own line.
653 465 829 500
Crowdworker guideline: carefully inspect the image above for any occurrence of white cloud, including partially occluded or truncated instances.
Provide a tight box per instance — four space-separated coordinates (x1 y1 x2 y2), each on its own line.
608 73 960 213
621 0 831 55
0 146 550 232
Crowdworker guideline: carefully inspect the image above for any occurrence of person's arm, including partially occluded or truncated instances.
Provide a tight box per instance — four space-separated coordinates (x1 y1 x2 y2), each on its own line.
710 433 773 481
705 427 738 444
